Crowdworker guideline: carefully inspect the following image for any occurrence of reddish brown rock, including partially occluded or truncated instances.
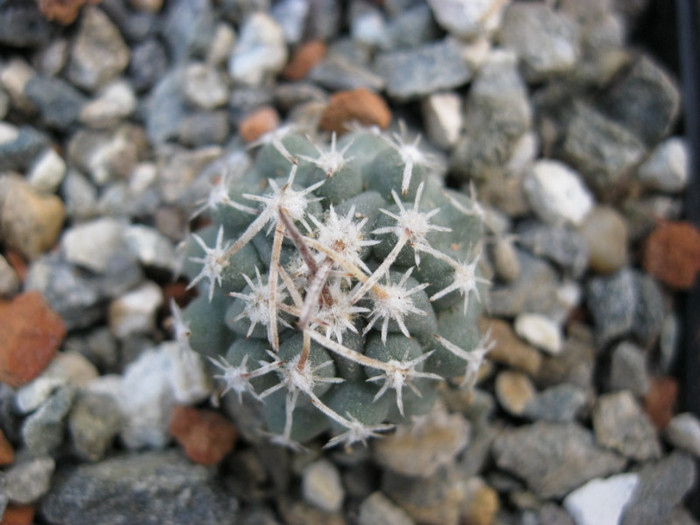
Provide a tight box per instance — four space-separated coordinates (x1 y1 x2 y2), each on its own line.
0 291 65 388
170 405 238 465
0 429 13 466
319 88 391 135
38 0 101 25
0 505 35 525
643 221 700 289
239 106 280 143
283 40 327 81
645 376 678 430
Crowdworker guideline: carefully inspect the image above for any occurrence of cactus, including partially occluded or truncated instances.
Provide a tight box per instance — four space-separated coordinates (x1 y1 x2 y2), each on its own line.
173 124 491 450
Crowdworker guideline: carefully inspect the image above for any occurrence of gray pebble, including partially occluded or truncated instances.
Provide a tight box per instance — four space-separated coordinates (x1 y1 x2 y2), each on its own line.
309 55 385 92
22 386 76 456
40 450 239 525
271 0 310 44
145 70 189 145
492 421 626 499
621 452 696 525
67 7 130 92
358 491 415 525
163 0 216 63
0 253 20 298
3 454 55 505
68 390 123 462
0 2 53 48
178 110 231 148
516 220 589 278
228 12 288 86
427 0 507 39
61 169 99 221
609 341 649 396
24 75 88 131
522 383 589 423
593 390 661 461
129 38 170 92
61 217 127 274
664 413 700 458
637 137 688 193
0 125 48 172
375 38 472 101
183 62 230 110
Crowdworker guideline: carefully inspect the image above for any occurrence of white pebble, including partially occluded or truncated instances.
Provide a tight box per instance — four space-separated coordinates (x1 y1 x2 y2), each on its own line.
563 473 639 525
514 312 563 355
302 459 345 513
108 281 163 339
665 413 700 457
28 148 66 194
422 92 463 149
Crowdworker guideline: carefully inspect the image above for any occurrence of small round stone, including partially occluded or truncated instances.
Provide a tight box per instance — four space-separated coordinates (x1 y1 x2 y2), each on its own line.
579 205 629 274
238 106 280 143
643 221 700 290
302 459 345 513
495 370 537 416
283 40 327 81
319 88 391 135
514 313 562 355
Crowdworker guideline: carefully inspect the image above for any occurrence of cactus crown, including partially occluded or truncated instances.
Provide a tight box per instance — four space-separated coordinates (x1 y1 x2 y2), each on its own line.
176 124 490 450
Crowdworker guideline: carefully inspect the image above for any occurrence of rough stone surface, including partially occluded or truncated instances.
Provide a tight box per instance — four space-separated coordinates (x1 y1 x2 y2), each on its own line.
375 39 472 101
39 450 239 525
24 75 87 130
68 390 123 463
492 421 626 498
516 221 589 278
427 0 508 39
609 341 649 396
3 455 56 505
169 405 238 466
593 390 662 461
643 221 700 290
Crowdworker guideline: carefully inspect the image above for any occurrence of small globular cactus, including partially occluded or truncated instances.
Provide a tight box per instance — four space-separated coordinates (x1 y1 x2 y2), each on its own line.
174 123 491 450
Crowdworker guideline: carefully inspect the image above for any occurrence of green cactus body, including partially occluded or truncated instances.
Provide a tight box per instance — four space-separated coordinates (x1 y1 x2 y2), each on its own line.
177 125 490 449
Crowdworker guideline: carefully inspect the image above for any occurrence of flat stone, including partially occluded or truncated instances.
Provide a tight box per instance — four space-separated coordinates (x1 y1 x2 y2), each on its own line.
560 100 646 195
228 12 288 86
39 450 239 525
67 7 130 91
514 313 563 355
621 452 696 525
492 421 626 499
593 390 661 461
664 413 700 458
308 54 385 92
61 218 127 274
302 459 345 513
523 160 594 227
427 0 508 39
375 38 472 101
563 473 639 525
637 137 688 193
24 75 87 130
599 55 681 145
499 3 579 81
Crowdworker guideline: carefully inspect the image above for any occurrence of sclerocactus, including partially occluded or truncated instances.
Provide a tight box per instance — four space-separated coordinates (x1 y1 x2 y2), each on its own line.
174 123 490 450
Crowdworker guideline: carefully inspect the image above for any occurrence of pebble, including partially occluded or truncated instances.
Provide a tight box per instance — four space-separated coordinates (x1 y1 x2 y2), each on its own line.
492 421 626 499
178 110 231 148
0 125 47 173
27 148 67 195
108 281 163 339
3 454 56 505
563 473 639 525
169 405 238 466
0 2 53 47
24 75 88 131
162 0 215 63
0 291 65 388
516 221 589 278
427 0 508 39
206 22 236 67
494 370 536 416
183 62 229 110
461 477 499 525
373 406 470 477
228 13 288 86
271 0 309 44
643 221 700 290
578 205 629 274
34 37 67 77
319 88 392 134
523 160 593 227
239 106 281 143
375 38 472 101
0 58 37 113
145 70 188 144
67 390 123 462
61 217 127 274
67 7 130 92
593 390 661 461
499 3 579 81
0 254 20 297
644 375 678 430
599 55 681 145
620 452 696 525
637 137 688 193
664 413 700 457
357 491 415 525
301 459 345 513
522 383 589 423
514 313 563 355
421 92 462 150
129 38 169 92
61 169 98 221
0 175 66 260
481 318 542 376
39 450 239 525
490 236 521 282
560 101 646 194
382 466 467 525
283 40 328 81
22 386 75 456
79 80 137 129
308 54 385 92
609 341 649 396
37 0 88 25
